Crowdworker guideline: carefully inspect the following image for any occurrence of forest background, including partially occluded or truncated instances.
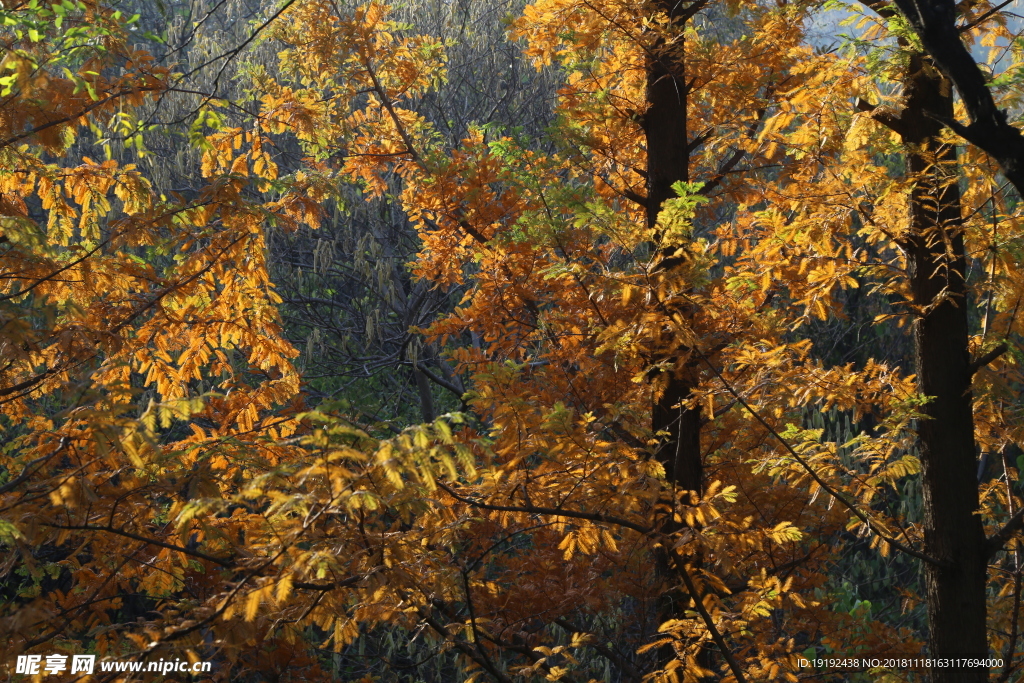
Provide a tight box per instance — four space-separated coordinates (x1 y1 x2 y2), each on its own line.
1 0 1024 681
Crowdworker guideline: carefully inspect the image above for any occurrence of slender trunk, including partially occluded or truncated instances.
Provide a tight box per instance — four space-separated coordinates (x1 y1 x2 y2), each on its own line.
414 366 435 422
644 1 705 674
898 54 988 683
646 0 702 506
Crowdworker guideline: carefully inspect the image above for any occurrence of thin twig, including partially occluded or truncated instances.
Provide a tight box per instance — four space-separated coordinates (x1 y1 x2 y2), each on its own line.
436 480 652 536
695 353 945 568
0 438 68 494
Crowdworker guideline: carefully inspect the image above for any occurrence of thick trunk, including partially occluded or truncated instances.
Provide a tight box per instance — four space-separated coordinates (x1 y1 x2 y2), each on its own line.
899 54 988 683
890 0 1024 195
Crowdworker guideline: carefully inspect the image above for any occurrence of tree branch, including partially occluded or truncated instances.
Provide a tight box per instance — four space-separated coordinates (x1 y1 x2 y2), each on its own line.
44 523 234 568
0 87 164 151
0 437 68 494
886 0 1024 194
414 360 465 398
292 573 373 592
856 97 910 138
435 480 653 536
663 544 748 683
959 0 1015 32
989 507 1024 559
695 352 946 568
969 342 1008 376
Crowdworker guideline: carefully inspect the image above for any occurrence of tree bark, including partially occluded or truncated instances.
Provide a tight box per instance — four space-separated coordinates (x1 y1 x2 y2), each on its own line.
646 0 703 502
643 1 706 675
890 0 1024 195
898 53 989 683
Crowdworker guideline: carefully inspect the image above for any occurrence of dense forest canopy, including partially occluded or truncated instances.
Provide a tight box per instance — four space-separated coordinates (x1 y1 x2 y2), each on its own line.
1 0 1023 681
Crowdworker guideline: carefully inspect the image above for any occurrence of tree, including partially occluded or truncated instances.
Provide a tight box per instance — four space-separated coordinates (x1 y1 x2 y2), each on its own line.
241 0 922 679
860 42 989 683
820 2 1024 677
0 0 319 670
3 0 1024 681
267 0 561 427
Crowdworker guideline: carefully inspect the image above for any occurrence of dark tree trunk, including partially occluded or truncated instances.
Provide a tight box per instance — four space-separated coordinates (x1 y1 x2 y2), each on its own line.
643 1 706 676
646 0 702 502
890 0 1024 194
898 54 989 683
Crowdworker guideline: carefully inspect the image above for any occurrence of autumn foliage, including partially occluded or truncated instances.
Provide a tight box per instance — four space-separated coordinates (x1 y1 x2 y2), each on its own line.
1 0 1023 681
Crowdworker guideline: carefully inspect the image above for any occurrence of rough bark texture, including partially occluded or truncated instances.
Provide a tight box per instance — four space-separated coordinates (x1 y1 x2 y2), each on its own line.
899 54 989 683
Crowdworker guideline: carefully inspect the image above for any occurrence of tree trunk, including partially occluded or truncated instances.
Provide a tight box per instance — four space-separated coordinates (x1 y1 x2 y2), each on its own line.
646 0 702 503
643 1 706 675
898 53 989 683
890 0 1024 195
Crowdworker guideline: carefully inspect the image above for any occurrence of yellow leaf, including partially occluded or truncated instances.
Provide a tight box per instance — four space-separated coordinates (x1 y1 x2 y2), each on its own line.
245 589 262 621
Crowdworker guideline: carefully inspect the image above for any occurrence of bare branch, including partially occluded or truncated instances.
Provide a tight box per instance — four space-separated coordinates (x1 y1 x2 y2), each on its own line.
969 342 1008 376
989 507 1024 559
0 437 68 494
435 480 653 536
